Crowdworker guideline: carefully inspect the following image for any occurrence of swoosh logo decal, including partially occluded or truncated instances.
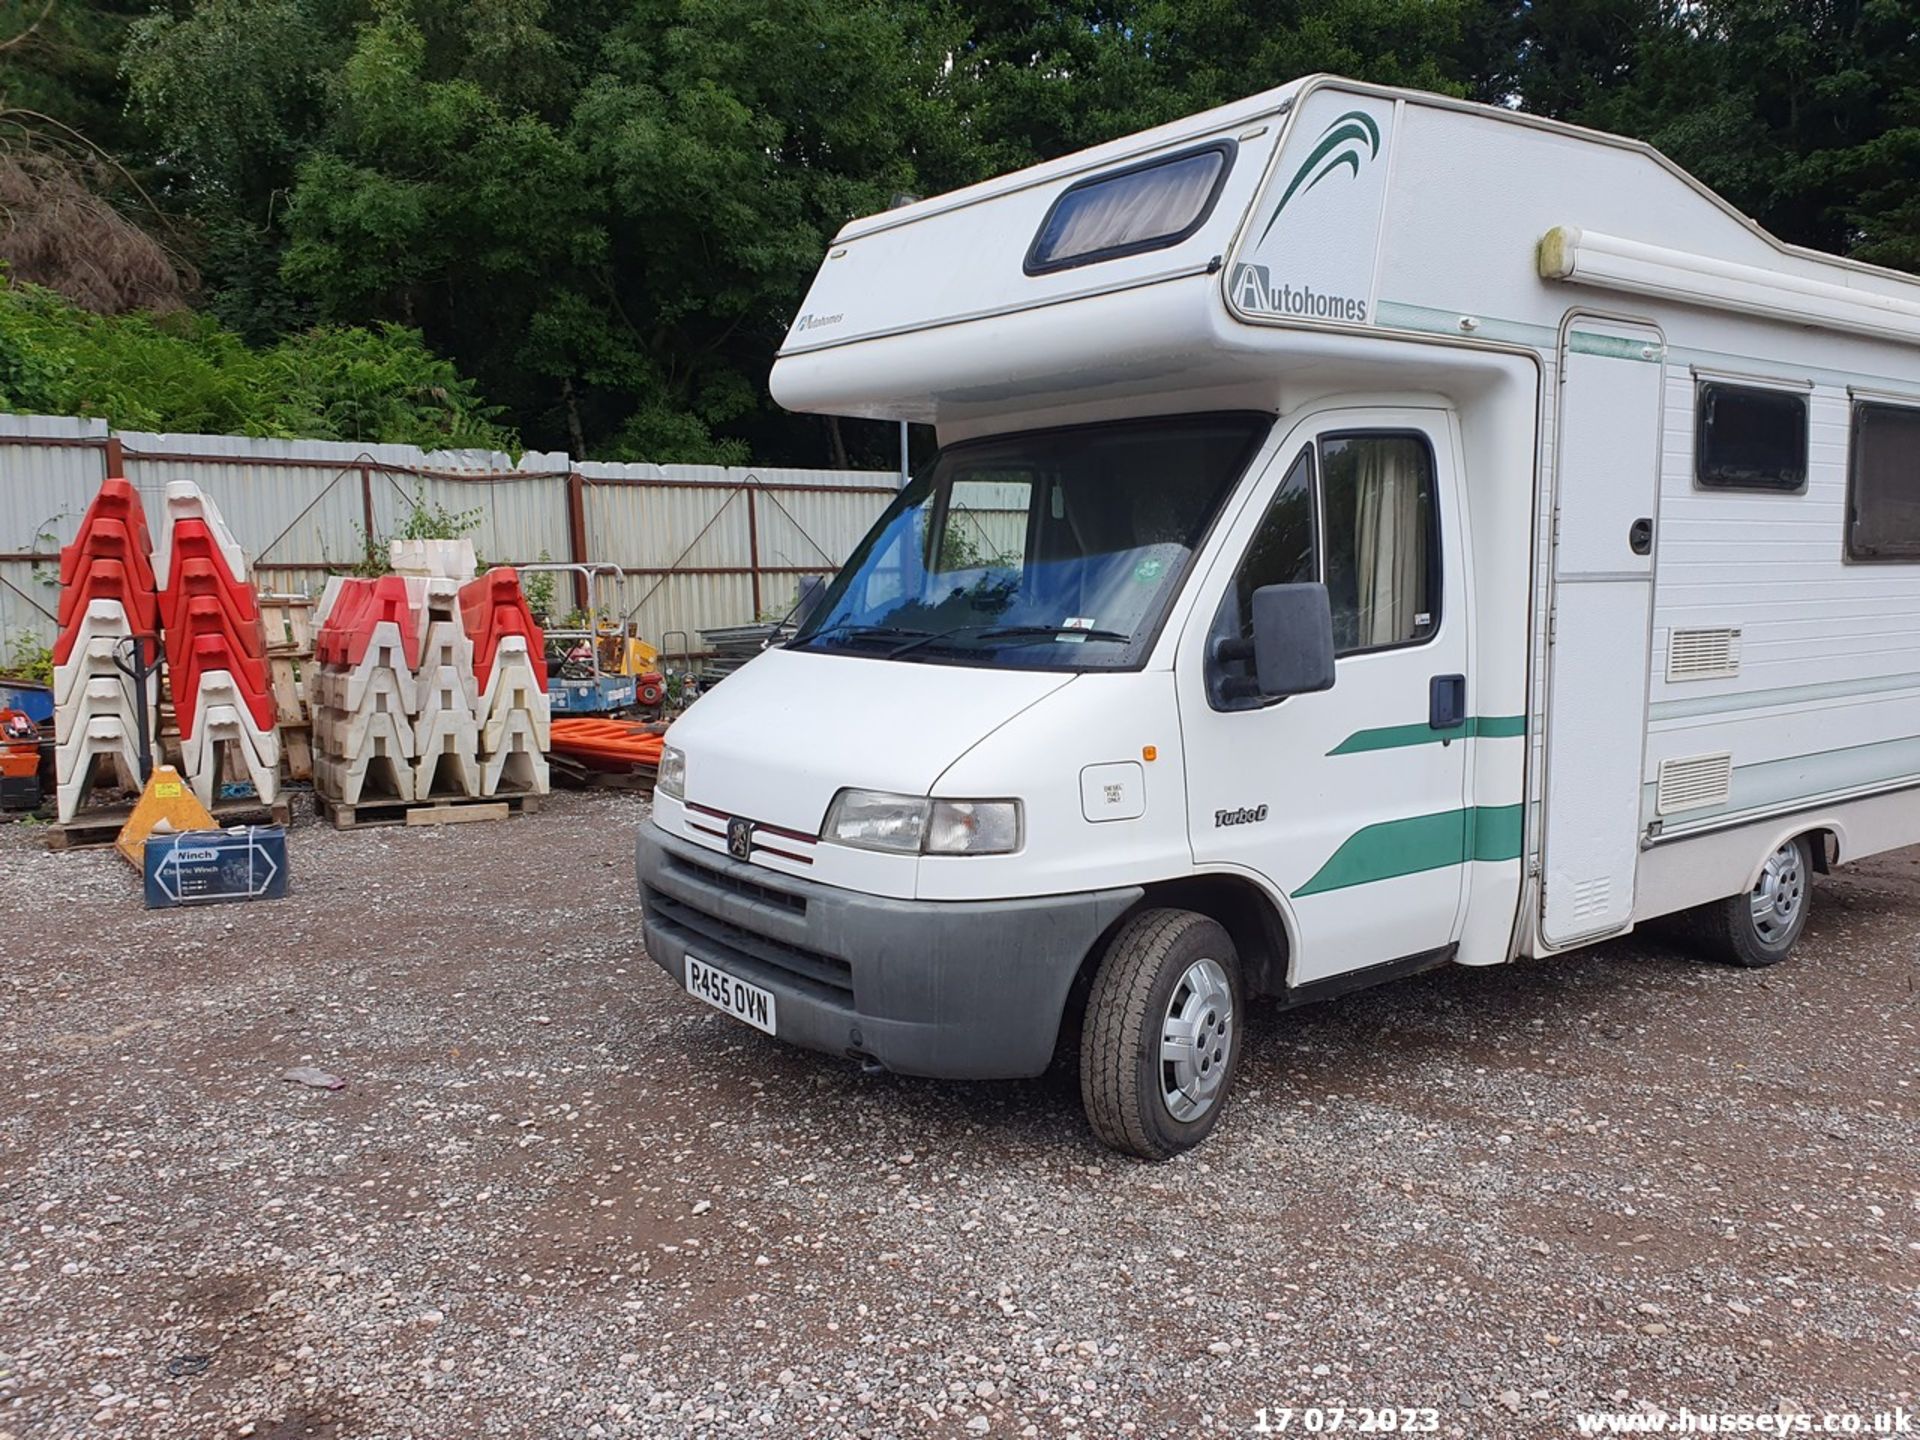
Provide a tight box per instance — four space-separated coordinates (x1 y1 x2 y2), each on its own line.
1257 110 1381 245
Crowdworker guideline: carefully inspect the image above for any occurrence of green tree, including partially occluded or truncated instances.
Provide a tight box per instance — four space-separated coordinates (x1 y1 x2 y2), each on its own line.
20 0 1920 470
0 273 514 447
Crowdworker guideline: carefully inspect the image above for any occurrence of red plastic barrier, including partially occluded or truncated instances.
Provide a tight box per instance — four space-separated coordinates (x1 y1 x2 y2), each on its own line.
59 516 157 596
174 633 275 736
161 558 266 646
458 568 547 691
313 578 373 666
167 592 272 737
162 524 258 619
60 477 154 579
58 477 158 637
52 558 159 663
311 575 423 669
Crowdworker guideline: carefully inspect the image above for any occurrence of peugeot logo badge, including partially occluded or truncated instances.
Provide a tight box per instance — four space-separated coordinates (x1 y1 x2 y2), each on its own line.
727 816 753 861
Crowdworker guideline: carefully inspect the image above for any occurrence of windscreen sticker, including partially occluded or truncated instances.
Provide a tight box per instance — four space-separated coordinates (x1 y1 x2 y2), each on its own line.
1061 616 1098 643
1132 557 1166 584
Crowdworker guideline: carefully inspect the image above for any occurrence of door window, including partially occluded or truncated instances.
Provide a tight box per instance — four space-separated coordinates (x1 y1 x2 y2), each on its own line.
1320 433 1439 654
1207 446 1315 709
1206 428 1441 710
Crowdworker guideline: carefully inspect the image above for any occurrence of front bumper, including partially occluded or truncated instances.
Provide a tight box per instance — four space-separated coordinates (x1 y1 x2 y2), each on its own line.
636 823 1141 1079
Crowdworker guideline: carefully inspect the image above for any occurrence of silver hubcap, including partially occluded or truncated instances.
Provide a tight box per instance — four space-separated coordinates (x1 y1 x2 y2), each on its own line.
1160 958 1234 1123
1750 842 1806 943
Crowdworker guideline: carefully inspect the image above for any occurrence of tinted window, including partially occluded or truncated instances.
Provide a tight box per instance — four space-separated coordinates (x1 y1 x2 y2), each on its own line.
1025 145 1231 275
939 476 1032 571
792 414 1270 672
1847 401 1920 561
1208 447 1316 709
1696 382 1808 491
1321 434 1440 654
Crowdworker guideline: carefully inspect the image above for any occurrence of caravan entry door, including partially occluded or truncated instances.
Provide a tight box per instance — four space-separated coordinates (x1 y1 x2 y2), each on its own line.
1540 317 1665 947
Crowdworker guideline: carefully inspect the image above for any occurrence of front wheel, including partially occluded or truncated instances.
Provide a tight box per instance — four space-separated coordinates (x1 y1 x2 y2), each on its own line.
1683 834 1816 967
1079 909 1243 1160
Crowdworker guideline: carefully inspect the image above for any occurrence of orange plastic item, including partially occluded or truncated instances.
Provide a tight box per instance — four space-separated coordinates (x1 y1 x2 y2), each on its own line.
114 764 217 870
549 717 664 771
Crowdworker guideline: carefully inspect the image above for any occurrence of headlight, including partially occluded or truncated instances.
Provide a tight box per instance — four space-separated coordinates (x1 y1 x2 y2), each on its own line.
823 788 928 853
657 744 686 799
823 789 1021 856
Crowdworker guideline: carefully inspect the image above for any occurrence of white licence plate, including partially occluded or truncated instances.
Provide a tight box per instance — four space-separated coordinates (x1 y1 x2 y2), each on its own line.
684 956 777 1035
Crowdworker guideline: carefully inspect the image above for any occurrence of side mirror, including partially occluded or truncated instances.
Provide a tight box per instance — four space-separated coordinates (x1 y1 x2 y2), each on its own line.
1250 582 1336 698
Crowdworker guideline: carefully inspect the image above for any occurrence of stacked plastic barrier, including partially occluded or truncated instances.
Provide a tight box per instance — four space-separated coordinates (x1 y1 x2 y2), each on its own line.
459 568 551 797
53 478 159 821
308 574 424 807
411 570 482 800
157 482 280 808
307 562 548 812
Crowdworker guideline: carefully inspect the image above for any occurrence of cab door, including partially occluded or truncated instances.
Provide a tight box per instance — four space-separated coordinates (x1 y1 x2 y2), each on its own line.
1178 409 1472 988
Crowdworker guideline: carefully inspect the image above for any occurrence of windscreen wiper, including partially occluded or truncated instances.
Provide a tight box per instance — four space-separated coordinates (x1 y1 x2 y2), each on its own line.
793 621 934 650
887 623 1130 656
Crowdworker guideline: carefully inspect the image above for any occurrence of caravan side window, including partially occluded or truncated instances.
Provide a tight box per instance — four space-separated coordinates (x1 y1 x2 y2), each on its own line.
1320 433 1440 654
1695 381 1808 492
1846 401 1920 562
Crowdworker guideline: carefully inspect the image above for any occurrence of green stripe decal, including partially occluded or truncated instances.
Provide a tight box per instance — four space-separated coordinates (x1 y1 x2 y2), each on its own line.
1328 715 1525 755
1294 805 1523 897
1567 330 1662 362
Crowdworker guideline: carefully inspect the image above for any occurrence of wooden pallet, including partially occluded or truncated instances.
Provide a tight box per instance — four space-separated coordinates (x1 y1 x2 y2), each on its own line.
46 795 293 852
314 790 542 830
261 595 315 784
548 753 657 793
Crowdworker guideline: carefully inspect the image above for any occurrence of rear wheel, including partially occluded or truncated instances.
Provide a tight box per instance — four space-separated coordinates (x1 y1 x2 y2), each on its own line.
1079 909 1243 1160
1683 835 1815 967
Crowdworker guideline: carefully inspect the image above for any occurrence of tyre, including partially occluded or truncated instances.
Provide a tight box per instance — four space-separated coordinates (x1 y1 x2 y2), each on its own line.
1682 834 1815 968
1079 908 1243 1160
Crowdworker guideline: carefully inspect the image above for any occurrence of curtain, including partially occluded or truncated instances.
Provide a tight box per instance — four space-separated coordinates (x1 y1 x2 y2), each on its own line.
1039 151 1222 262
1351 440 1426 647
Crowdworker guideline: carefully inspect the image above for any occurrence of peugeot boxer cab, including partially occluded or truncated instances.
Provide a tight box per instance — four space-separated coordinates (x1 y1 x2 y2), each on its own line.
637 76 1920 1156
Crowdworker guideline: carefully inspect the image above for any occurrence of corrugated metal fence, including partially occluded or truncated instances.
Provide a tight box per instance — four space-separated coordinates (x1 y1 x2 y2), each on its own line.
0 414 899 658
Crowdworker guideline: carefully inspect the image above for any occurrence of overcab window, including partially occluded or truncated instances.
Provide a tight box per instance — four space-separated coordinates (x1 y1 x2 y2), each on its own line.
1024 143 1233 275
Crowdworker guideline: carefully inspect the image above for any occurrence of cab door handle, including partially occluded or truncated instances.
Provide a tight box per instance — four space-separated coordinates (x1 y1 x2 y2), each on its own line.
1430 673 1466 730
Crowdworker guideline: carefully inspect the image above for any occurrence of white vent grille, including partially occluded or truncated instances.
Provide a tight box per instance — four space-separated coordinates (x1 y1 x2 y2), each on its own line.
1657 752 1734 815
1566 877 1613 922
1667 627 1742 681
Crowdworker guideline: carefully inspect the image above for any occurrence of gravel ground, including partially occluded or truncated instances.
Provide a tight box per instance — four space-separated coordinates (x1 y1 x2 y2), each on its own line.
0 790 1914 1440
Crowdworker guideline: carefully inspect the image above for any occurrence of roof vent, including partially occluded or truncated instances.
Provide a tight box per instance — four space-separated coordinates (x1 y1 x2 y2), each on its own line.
1657 752 1734 815
1667 627 1741 682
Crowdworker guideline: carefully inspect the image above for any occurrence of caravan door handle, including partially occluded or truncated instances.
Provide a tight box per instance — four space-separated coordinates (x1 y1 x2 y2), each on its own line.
1429 673 1467 731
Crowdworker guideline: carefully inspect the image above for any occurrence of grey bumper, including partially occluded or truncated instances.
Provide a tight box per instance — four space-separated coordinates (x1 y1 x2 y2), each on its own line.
636 823 1141 1079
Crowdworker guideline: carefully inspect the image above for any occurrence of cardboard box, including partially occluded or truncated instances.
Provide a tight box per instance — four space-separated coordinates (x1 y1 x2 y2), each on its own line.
143 826 289 909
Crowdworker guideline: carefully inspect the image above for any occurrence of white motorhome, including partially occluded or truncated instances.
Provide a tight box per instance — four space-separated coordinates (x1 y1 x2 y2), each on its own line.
637 76 1920 1158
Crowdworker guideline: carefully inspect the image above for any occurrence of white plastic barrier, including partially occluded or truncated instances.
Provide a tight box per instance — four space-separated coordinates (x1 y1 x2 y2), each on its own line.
179 671 282 807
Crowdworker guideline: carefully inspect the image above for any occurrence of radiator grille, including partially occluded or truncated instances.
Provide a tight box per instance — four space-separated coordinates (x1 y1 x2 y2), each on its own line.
1667 627 1742 681
1656 752 1734 815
